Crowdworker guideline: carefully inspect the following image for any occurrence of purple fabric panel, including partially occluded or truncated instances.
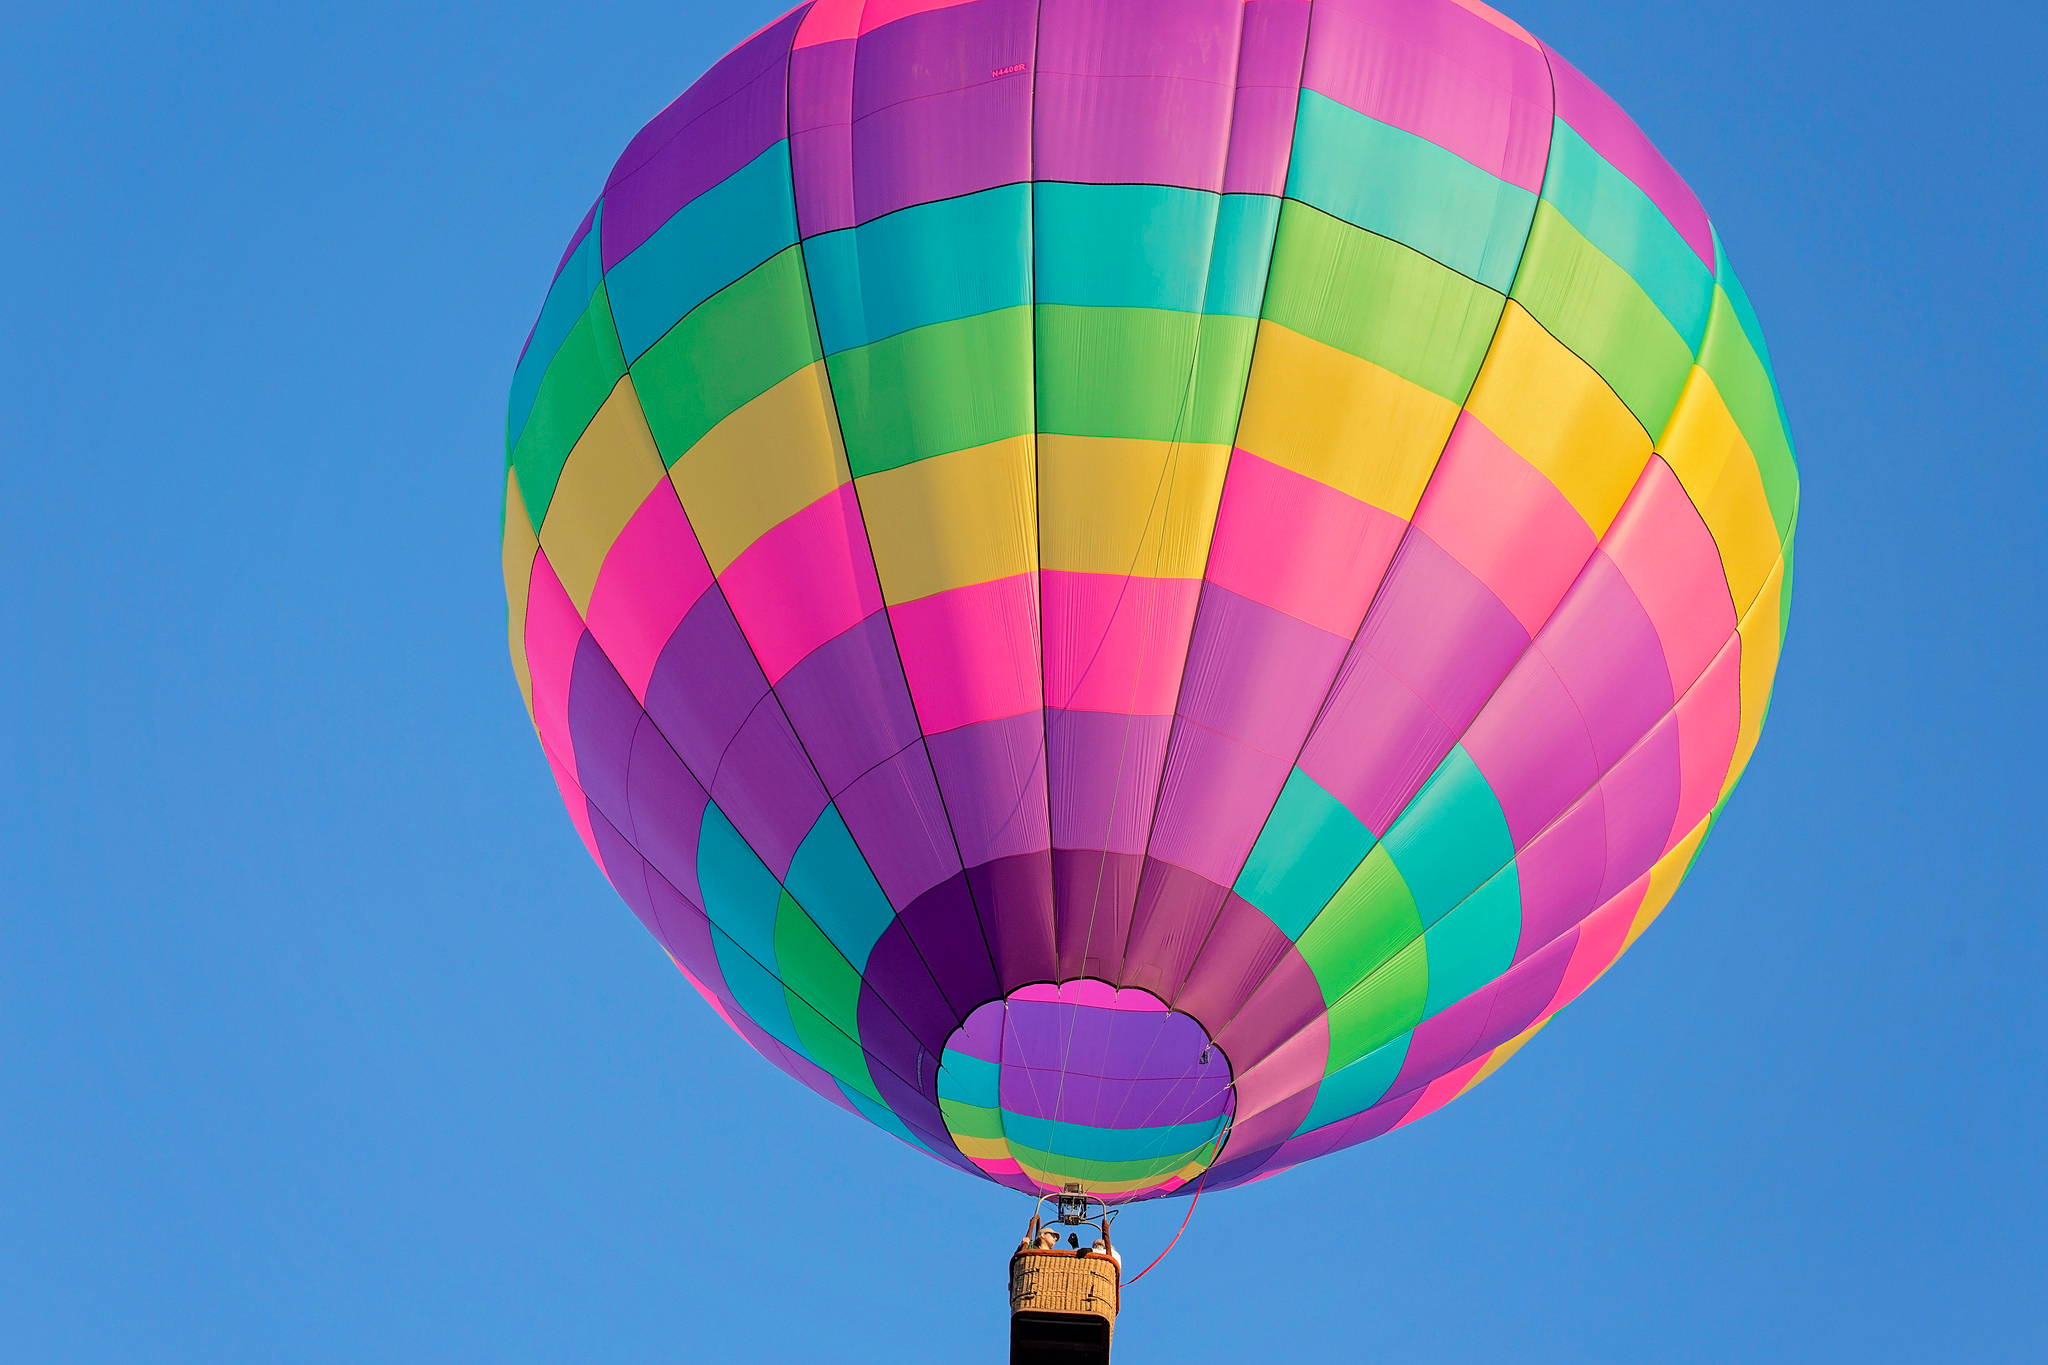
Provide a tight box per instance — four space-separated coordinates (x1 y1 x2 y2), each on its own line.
1121 861 1231 1002
868 1055 976 1172
567 633 646 827
968 852 1059 992
774 611 923 796
624 713 713 905
554 199 599 282
1472 924 1577 1055
1222 0 1311 195
1053 848 1144 982
789 38 856 234
858 918 966 1067
833 741 963 908
1392 978 1499 1092
1203 1142 1290 1189
848 0 1036 224
898 871 1002 1021
999 999 1225 1117
1210 944 1325 1072
1169 892 1304 1037
1594 712 1681 904
1461 647 1599 846
1541 42 1714 269
1298 653 1456 838
1046 709 1170 855
642 589 771 785
1033 0 1242 190
707 695 830 879
1352 530 1532 742
1178 585 1351 758
1539 552 1673 770
947 998 1008 1064
925 712 1051 868
1259 1083 1422 1167
1303 0 1551 191
642 859 738 1010
600 6 803 268
587 801 665 944
1146 724 1292 887
1511 790 1605 962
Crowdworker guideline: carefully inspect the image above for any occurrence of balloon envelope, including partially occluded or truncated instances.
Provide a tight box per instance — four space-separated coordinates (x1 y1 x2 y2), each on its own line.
502 0 1797 1201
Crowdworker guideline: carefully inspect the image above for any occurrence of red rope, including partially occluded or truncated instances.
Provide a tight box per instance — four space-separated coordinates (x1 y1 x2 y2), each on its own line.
1121 1164 1210 1286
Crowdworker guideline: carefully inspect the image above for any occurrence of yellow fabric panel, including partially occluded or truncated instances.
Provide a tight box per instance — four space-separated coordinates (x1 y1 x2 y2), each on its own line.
1235 320 1460 517
1623 815 1713 951
666 361 849 575
1721 554 1785 800
949 1134 1011 1161
502 467 538 717
536 376 666 614
1014 1156 1211 1196
1463 302 1651 537
1037 435 1229 578
856 435 1039 603
1462 1014 1551 1093
1657 367 1782 616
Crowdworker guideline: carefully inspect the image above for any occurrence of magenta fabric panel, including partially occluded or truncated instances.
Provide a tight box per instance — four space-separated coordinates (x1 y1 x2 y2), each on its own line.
1511 792 1606 961
1046 708 1171 854
1208 944 1328 1083
1526 554 1673 772
1033 0 1243 190
1147 725 1292 890
1392 977 1500 1093
1119 860 1233 999
1052 847 1144 982
1298 530 1529 834
771 610 924 796
1175 586 1352 759
1669 632 1741 849
1590 711 1681 904
847 0 1038 224
789 32 858 234
967 852 1060 991
1469 923 1578 1053
1599 457 1737 696
600 5 805 268
1540 42 1713 268
1222 0 1312 195
924 713 1053 868
1204 451 1406 639
833 741 965 908
707 696 832 879
1302 0 1552 190
1040 571 1200 716
1166 890 1302 1026
1461 645 1600 846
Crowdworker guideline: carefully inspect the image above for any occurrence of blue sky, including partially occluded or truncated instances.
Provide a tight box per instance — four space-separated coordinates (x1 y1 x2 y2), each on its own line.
4 1 2042 1360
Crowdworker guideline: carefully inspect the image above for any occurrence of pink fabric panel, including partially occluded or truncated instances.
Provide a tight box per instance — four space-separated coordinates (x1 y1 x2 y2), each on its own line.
1541 43 1714 269
1204 451 1406 639
890 573 1042 734
1599 457 1737 695
1539 871 1646 1017
1511 790 1605 961
1669 631 1741 851
717 486 886 685
1041 570 1197 715
1394 1052 1490 1128
1411 413 1595 636
585 484 714 703
1593 714 1681 905
1226 1013 1330 1154
541 737 601 864
858 0 980 38
1302 0 1552 190
524 549 588 783
1527 554 1673 770
1460 646 1599 847
1222 0 1313 196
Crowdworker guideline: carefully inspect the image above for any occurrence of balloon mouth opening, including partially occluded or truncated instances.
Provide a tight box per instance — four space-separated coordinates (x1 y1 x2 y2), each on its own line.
936 979 1234 1201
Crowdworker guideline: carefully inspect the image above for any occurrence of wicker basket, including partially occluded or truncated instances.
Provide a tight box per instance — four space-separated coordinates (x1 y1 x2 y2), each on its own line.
1010 1248 1120 1361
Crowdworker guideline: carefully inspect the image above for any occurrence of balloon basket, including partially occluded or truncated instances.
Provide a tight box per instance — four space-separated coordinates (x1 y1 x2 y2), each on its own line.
1009 1187 1121 1364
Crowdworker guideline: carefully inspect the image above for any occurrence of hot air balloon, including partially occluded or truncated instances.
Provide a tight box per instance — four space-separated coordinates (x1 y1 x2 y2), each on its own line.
502 0 1795 1237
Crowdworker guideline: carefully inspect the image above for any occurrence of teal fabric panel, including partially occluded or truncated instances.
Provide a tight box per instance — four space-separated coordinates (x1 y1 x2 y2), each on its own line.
1380 746 1516 929
1286 90 1536 294
708 922 806 1056
1033 184 1278 316
997 1112 1225 1163
1206 193 1282 316
1541 121 1715 352
1295 1033 1410 1134
783 806 897 971
1419 864 1523 1018
605 143 799 362
843 1085 932 1151
507 205 605 455
936 1051 1002 1108
804 183 1032 353
695 802 785 968
1235 768 1378 939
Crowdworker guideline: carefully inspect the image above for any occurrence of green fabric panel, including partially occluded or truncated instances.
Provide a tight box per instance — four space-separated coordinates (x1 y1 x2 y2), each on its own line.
1297 844 1422 1005
1713 227 1779 383
708 922 806 1058
1379 745 1515 929
508 207 606 455
1034 305 1255 443
1541 120 1715 351
1298 1033 1410 1133
510 285 628 526
1698 285 1798 543
1778 509 1796 640
1510 202 1694 440
627 246 822 466
1001 1139 1218 1185
1262 200 1506 404
1325 935 1429 1072
938 1098 1008 1141
772 891 879 1101
829 305 1035 477
1234 767 1378 940
937 1051 1002 1108
1419 865 1522 1018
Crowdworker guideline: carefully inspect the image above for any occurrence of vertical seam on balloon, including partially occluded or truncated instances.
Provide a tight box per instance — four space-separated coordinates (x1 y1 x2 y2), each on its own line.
771 2 1015 1153
1168 28 1569 1127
